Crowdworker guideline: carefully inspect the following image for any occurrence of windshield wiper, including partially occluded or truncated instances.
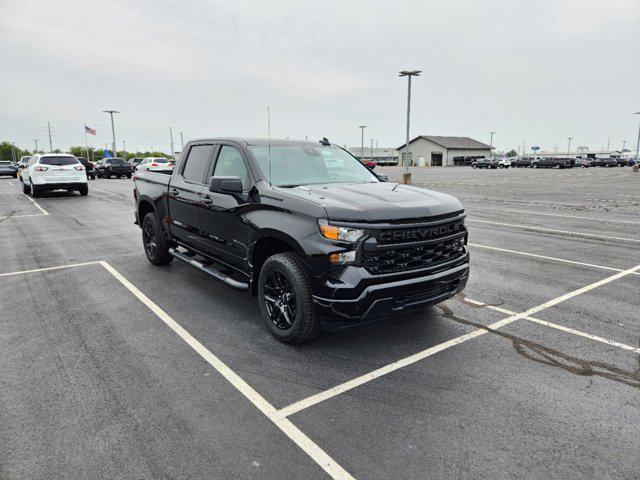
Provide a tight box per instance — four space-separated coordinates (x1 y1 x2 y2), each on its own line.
277 184 302 188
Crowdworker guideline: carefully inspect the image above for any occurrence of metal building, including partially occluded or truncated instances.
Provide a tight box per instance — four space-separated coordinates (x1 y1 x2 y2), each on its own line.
396 136 492 166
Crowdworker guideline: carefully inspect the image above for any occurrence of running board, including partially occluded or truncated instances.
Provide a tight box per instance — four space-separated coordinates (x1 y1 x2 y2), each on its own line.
169 248 249 291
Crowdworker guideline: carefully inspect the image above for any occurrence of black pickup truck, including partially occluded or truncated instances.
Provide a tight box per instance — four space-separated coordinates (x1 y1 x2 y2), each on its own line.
96 157 133 178
531 157 573 169
133 138 469 343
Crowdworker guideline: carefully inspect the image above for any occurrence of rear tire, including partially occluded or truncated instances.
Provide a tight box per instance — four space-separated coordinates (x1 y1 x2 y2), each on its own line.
30 181 40 197
21 180 30 194
258 252 320 344
78 184 88 196
142 213 173 266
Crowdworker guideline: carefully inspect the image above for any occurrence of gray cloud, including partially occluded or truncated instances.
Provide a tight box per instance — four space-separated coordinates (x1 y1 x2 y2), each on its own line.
1 0 638 153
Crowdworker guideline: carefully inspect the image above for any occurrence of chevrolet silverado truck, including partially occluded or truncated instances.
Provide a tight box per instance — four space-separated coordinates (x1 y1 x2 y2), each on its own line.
133 138 469 343
96 157 133 178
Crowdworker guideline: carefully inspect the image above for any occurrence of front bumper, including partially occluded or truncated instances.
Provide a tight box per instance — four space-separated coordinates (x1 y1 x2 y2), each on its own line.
313 255 469 329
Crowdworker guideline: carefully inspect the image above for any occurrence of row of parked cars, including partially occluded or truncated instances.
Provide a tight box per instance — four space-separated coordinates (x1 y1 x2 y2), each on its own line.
471 156 636 169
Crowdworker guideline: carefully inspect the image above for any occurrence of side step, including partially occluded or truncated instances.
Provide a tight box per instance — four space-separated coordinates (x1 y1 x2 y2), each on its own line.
169 248 249 291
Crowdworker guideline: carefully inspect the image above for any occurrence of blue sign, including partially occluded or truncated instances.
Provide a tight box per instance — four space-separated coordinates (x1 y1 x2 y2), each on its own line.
531 146 540 151
103 149 113 157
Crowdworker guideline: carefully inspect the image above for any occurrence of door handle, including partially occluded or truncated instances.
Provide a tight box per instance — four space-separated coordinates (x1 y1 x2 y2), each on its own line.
169 188 179 196
201 195 213 205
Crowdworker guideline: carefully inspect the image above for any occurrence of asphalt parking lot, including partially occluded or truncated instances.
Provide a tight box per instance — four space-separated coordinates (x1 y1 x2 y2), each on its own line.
1 166 638 479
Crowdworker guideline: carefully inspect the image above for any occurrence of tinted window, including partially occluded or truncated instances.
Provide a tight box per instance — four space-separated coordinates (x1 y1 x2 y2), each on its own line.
40 156 78 166
182 145 213 183
107 158 124 165
214 146 249 189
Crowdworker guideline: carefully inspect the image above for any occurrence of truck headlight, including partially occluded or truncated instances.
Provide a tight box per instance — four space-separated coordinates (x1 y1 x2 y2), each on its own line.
318 220 365 243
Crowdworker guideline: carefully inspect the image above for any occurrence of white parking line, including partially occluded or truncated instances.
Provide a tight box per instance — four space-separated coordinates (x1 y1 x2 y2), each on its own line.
99 261 354 480
21 192 49 216
468 301 640 354
467 218 640 243
276 263 640 418
0 261 101 278
472 208 640 226
7 181 14 186
91 187 131 197
468 243 640 276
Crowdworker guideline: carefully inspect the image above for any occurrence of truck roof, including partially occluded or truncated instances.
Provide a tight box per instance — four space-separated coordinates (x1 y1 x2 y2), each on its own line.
188 137 324 148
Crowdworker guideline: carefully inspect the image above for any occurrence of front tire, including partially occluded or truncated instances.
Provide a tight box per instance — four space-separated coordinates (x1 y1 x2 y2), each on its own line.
21 179 30 194
142 213 173 265
258 252 320 344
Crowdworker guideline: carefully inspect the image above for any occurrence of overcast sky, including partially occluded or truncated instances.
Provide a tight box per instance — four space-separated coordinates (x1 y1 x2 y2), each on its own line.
1 0 638 154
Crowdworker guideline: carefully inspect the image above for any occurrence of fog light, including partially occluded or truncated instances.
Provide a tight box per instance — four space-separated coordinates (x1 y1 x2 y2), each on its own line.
328 251 356 264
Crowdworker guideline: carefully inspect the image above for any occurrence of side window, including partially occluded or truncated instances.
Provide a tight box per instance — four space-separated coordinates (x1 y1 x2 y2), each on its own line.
213 146 250 190
181 145 214 183
28 157 37 166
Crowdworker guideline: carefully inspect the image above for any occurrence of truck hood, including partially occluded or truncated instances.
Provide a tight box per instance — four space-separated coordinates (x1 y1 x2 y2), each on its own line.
279 182 464 222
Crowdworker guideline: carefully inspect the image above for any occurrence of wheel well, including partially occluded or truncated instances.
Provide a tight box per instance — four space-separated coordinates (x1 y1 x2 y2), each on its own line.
250 236 296 296
138 200 155 223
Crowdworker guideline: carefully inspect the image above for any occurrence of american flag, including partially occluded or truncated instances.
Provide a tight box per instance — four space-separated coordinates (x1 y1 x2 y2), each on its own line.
85 125 96 135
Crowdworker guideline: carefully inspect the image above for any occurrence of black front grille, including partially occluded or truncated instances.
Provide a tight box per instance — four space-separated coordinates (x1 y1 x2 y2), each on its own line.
376 219 466 246
362 237 466 275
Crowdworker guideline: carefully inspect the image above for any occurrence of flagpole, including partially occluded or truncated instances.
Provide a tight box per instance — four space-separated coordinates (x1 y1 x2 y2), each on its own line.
85 129 89 160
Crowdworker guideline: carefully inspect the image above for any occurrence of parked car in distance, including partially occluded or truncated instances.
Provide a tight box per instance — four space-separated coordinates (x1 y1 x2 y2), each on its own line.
95 157 133 178
497 158 511 169
616 157 632 167
128 157 144 169
471 158 497 169
590 157 617 168
531 157 572 169
0 160 18 177
361 160 376 169
133 138 469 343
17 156 31 171
135 157 175 173
20 154 88 196
75 156 96 179
574 158 591 168
511 157 533 167
626 158 636 166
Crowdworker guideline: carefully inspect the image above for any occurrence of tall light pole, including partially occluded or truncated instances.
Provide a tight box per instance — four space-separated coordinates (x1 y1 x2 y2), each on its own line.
566 137 573 158
370 139 374 162
634 112 640 163
489 131 495 158
47 121 53 152
399 70 421 183
122 139 127 161
33 139 38 153
103 110 119 158
358 125 366 161
179 131 184 150
622 140 628 151
169 127 175 161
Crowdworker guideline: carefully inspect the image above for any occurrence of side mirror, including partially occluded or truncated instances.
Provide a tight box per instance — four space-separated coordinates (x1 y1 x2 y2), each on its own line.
378 174 389 182
209 176 243 194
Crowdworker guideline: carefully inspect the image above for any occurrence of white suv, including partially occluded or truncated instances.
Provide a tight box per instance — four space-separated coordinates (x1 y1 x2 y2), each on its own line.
135 157 174 173
21 154 88 197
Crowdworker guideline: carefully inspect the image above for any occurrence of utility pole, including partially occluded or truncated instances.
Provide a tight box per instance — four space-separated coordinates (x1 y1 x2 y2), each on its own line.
10 142 16 164
103 110 119 158
523 140 526 155
490 132 495 158
566 137 573 158
634 112 640 164
122 139 127 161
179 131 184 150
33 139 38 153
370 139 374 162
358 125 366 161
622 140 627 151
48 121 53 152
399 70 421 183
607 136 611 151
169 127 175 161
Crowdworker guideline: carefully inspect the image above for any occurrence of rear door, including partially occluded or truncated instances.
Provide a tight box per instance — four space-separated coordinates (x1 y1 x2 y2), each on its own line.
167 143 216 248
199 142 254 273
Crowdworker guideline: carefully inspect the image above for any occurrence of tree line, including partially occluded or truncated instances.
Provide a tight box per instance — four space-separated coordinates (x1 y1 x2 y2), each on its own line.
0 141 170 162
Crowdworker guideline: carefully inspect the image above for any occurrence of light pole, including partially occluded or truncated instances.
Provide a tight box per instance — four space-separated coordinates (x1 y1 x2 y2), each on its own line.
622 140 628 151
634 112 640 163
566 137 573 158
179 131 184 150
358 125 366 161
370 139 374 162
122 139 127 161
47 121 53 152
399 70 421 183
169 127 175 161
33 139 38 153
489 132 495 158
103 110 119 158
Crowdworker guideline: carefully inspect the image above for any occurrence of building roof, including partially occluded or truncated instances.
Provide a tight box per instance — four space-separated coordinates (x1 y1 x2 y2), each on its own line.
397 135 491 150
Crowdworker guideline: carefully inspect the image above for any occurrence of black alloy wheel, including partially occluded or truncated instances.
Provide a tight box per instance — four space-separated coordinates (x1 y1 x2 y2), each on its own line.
143 220 157 259
263 271 297 330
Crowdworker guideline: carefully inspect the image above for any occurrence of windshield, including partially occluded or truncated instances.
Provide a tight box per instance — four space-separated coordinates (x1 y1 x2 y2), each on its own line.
250 145 379 187
40 156 79 166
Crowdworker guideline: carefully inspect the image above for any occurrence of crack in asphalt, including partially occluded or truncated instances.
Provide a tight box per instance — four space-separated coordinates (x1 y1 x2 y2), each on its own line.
0 210 16 223
438 302 640 389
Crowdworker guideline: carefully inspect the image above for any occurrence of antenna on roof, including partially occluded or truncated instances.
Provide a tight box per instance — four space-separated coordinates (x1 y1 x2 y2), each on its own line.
267 106 272 185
